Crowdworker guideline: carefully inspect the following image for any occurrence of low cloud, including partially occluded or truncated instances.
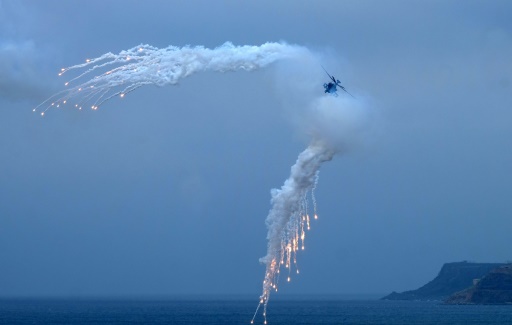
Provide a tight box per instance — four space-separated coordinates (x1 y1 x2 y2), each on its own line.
0 40 54 102
0 2 55 103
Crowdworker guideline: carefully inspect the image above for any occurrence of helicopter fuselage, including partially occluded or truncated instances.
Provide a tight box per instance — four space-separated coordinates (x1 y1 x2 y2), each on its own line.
323 82 339 96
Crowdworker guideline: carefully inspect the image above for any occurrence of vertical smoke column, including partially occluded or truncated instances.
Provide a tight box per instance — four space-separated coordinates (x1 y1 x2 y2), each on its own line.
252 141 336 325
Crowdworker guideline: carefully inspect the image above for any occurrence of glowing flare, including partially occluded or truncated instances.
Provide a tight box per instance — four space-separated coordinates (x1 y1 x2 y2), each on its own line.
33 42 303 117
254 146 332 324
32 41 336 325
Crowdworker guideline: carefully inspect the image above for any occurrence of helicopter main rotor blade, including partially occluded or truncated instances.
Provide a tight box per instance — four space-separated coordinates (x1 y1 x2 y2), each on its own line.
336 83 355 98
341 87 355 98
321 65 334 79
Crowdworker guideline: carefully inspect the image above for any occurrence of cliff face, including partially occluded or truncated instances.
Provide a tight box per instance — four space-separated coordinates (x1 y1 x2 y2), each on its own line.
382 262 505 301
445 264 512 304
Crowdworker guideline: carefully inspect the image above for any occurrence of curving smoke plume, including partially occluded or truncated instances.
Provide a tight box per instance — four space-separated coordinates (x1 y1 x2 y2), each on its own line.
37 42 367 324
33 42 307 115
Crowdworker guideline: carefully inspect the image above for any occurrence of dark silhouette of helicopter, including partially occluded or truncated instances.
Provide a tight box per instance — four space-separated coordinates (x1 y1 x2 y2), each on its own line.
322 66 354 98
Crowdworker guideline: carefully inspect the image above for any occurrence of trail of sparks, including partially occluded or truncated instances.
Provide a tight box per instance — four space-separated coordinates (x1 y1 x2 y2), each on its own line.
33 42 302 116
35 42 344 324
252 143 335 325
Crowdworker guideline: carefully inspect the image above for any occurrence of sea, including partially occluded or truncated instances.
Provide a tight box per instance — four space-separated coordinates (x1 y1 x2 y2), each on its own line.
1 295 511 325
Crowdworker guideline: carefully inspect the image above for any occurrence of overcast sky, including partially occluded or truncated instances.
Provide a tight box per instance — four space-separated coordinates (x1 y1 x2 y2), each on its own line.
1 0 511 298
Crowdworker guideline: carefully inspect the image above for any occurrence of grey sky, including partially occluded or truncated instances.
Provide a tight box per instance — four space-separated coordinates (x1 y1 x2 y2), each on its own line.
1 0 511 297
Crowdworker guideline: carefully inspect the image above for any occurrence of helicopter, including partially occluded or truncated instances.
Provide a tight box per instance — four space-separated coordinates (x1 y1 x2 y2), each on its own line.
322 66 354 98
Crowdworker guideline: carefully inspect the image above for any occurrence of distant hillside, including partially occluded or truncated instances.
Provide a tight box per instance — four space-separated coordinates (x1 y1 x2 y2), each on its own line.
445 264 512 304
382 261 505 301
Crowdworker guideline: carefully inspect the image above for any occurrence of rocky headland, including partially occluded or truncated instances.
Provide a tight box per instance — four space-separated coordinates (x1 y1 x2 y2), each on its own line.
382 261 508 302
445 264 512 304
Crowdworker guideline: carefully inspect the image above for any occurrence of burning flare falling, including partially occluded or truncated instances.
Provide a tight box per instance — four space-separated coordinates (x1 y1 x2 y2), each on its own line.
33 42 303 116
36 42 364 324
251 142 335 325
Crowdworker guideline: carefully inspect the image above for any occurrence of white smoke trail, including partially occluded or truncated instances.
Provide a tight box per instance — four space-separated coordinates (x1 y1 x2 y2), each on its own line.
252 72 367 324
251 141 336 324
36 42 366 324
260 144 334 266
33 42 305 115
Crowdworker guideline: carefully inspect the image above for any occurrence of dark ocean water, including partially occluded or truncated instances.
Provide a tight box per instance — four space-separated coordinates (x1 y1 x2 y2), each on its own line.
1 297 512 325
